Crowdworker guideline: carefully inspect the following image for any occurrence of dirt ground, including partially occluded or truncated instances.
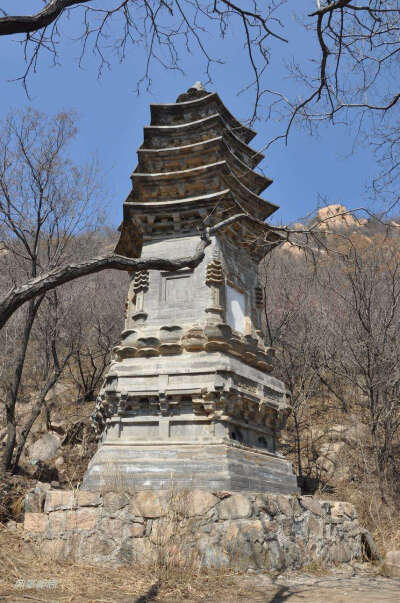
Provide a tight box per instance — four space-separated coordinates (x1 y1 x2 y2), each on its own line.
1 526 399 602
239 565 400 602
1 558 399 602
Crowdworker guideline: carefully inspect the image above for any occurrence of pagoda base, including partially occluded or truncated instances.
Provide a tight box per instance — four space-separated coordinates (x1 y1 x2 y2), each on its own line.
82 441 298 494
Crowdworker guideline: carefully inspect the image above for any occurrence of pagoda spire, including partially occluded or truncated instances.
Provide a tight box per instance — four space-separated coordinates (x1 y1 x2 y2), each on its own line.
116 85 280 259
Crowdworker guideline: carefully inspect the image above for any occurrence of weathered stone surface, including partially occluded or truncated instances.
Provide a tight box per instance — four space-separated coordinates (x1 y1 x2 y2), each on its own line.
24 512 48 533
255 493 292 517
28 433 61 463
131 522 146 538
222 518 265 564
131 491 169 518
55 456 65 469
24 489 362 571
300 497 324 517
149 519 176 544
75 491 102 507
330 501 356 521
383 551 400 578
66 508 97 531
218 494 252 519
275 495 294 517
24 482 51 513
41 539 66 559
187 490 219 516
103 492 130 513
44 490 75 512
48 509 67 532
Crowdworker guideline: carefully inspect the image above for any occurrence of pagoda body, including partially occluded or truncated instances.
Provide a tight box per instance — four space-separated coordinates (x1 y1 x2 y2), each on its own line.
83 84 298 494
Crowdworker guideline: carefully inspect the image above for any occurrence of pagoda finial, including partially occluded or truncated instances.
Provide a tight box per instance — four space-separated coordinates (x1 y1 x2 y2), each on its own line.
176 81 209 103
188 81 204 92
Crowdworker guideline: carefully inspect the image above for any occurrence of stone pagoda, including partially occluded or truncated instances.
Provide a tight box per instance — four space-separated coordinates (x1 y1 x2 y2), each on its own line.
83 83 298 494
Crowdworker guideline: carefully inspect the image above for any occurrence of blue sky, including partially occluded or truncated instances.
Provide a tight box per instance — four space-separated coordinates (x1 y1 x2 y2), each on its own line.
0 1 377 226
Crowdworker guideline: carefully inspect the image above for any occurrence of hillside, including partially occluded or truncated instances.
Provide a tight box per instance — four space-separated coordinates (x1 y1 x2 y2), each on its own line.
1 205 400 559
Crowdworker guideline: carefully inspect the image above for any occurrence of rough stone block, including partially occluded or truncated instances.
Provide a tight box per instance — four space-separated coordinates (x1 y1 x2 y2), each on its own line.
131 522 146 538
218 494 252 519
307 514 324 539
149 519 176 544
103 492 130 513
300 497 324 517
330 501 356 520
275 495 294 517
222 519 265 568
66 508 97 531
24 512 48 533
76 491 102 507
187 490 219 516
131 537 156 563
255 494 281 517
48 510 67 532
24 483 51 513
44 490 75 512
80 532 115 560
99 517 124 540
256 493 293 517
329 542 354 563
383 551 400 578
29 432 61 463
131 491 169 518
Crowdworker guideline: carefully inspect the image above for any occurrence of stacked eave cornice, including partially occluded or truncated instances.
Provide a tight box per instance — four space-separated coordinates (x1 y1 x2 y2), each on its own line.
129 161 276 220
136 133 264 170
149 92 256 144
121 89 279 254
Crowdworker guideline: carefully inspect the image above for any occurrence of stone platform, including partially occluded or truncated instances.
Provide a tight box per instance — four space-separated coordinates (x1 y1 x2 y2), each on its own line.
85 350 299 494
24 489 362 571
82 442 298 494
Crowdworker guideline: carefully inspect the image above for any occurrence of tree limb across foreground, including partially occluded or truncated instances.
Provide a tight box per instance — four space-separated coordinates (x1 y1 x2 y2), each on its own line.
0 1 90 36
0 214 250 330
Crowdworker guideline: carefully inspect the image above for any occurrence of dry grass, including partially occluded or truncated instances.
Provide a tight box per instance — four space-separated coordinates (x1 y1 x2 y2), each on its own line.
0 483 248 601
0 525 243 602
150 487 202 584
328 479 400 556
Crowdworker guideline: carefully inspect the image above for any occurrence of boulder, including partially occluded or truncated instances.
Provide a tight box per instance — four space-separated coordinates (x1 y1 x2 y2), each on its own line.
28 433 61 463
383 550 400 577
316 441 346 477
327 422 369 447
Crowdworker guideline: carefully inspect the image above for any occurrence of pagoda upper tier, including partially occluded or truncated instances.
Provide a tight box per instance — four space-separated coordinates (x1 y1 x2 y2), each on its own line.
117 83 280 258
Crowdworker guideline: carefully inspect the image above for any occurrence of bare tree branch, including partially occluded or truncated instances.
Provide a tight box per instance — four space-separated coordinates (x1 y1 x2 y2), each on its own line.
0 0 90 36
0 213 249 330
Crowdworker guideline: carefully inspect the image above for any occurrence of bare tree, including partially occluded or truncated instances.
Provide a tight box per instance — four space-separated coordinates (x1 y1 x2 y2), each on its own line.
2 3 399 207
261 246 322 481
65 251 126 405
10 289 78 473
0 107 100 472
314 233 400 499
0 3 398 135
263 225 400 499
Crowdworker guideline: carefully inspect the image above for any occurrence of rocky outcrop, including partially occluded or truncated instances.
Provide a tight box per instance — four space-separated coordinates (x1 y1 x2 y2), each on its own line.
23 489 362 571
314 205 368 231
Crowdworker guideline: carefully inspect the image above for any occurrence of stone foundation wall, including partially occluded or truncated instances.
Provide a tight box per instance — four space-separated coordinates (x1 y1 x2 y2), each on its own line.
23 489 362 571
